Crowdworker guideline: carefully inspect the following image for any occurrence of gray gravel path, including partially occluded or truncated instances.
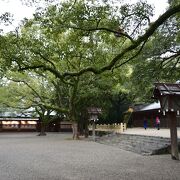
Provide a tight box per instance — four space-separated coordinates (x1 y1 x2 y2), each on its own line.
0 132 179 180
122 127 180 138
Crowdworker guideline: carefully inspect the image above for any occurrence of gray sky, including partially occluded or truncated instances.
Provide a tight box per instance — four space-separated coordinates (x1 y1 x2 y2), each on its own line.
0 0 169 33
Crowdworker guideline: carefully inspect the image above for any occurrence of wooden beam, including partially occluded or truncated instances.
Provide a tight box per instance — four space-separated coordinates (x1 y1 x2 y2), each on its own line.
168 112 179 160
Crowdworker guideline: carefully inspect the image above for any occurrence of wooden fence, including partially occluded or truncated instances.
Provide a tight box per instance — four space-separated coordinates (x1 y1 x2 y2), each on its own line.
89 123 127 133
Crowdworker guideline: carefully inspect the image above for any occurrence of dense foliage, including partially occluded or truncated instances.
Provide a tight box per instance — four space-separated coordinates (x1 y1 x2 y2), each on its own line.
0 0 179 136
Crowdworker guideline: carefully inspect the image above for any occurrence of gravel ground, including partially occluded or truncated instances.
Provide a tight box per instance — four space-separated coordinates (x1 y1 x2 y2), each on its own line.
0 132 179 180
122 127 180 138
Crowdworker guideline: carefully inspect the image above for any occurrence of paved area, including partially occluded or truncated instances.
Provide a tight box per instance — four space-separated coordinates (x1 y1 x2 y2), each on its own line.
122 127 180 138
0 132 180 180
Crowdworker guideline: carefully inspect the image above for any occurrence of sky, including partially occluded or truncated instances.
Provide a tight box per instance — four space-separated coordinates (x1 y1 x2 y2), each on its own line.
0 0 169 33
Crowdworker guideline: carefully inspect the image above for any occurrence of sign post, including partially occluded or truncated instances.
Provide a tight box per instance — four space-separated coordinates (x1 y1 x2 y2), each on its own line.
87 107 102 141
168 112 179 159
92 117 97 142
153 83 180 160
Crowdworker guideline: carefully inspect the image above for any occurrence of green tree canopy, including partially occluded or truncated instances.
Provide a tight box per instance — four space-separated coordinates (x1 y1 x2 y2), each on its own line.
0 0 179 137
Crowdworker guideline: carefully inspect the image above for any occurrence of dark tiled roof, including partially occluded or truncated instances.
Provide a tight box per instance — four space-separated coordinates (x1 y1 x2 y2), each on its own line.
153 83 180 98
132 102 160 112
87 107 102 114
132 104 148 111
0 107 38 118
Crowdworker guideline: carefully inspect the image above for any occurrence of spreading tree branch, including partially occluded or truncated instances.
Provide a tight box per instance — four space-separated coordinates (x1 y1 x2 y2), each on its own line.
6 77 69 114
32 50 56 68
62 4 180 77
18 5 180 80
112 40 147 71
66 26 134 42
19 65 73 85
7 77 44 102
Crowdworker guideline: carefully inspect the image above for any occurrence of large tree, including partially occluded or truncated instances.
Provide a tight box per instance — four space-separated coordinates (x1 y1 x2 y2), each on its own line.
0 71 69 135
0 0 179 138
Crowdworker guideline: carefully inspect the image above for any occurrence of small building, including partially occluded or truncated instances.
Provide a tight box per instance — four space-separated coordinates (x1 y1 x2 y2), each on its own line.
0 117 39 132
0 108 39 131
0 108 72 132
131 102 180 128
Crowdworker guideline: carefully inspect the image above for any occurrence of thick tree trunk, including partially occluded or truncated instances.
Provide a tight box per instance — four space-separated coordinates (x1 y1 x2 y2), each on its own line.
68 78 79 139
83 116 89 138
84 123 89 138
72 122 79 140
38 122 47 136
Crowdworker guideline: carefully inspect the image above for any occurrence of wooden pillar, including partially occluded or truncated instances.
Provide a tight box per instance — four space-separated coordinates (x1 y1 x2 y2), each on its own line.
59 121 61 132
168 112 179 160
0 121 2 132
56 121 60 132
18 121 21 132
92 121 96 141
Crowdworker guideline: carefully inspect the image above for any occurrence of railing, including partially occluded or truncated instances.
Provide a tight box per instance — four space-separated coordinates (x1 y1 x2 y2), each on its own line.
89 123 127 133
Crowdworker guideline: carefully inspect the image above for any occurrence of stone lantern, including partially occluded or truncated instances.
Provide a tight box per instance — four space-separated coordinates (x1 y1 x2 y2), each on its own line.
153 83 180 160
87 107 102 141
